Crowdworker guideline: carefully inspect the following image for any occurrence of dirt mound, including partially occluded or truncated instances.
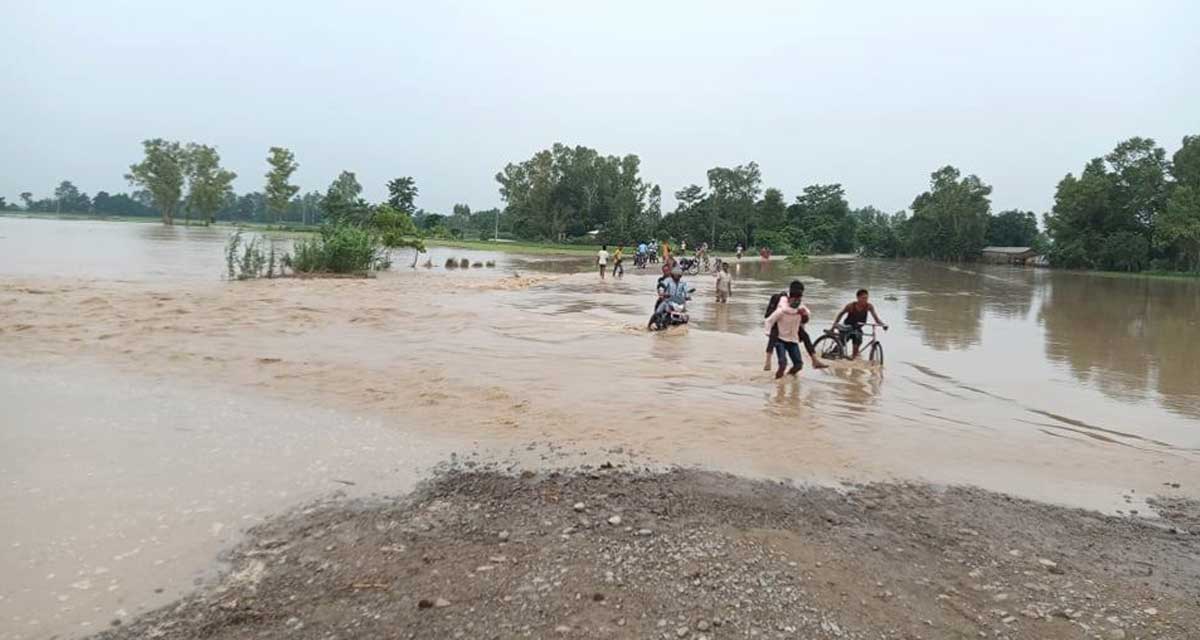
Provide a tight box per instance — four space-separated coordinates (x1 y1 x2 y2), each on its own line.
94 469 1199 640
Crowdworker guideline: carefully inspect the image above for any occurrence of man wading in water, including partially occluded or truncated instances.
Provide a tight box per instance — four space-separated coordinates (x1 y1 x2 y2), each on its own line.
763 281 828 371
831 288 888 359
596 245 610 279
764 280 812 379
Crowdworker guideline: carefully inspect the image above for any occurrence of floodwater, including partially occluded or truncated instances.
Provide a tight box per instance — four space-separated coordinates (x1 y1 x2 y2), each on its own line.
2 217 1199 639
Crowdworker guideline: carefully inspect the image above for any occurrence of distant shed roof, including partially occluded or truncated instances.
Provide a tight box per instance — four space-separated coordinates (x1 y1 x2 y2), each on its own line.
981 246 1035 254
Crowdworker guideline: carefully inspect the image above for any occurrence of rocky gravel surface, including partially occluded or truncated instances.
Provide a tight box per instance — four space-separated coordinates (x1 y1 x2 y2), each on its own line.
94 467 1199 640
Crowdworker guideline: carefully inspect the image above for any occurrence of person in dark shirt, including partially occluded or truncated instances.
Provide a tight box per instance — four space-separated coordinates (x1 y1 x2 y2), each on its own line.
762 280 828 371
831 288 888 359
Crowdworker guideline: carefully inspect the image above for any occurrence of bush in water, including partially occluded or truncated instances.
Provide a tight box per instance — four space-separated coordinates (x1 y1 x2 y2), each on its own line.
445 257 458 269
290 224 387 274
460 258 470 269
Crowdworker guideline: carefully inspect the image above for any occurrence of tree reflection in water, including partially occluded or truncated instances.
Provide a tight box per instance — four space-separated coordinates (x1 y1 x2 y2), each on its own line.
1038 272 1200 419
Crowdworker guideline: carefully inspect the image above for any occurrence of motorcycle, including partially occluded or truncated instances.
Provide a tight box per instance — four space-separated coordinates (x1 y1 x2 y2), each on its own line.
677 257 701 275
648 287 694 331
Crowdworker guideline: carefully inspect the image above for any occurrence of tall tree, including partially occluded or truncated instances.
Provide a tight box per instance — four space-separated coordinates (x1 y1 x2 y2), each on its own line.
19 192 33 209
986 209 1039 247
496 144 655 243
906 166 992 261
126 138 187 225
320 171 368 225
853 206 903 257
264 147 300 223
788 184 853 253
54 180 81 213
184 144 237 225
386 177 419 214
756 188 787 235
1105 137 1170 239
1157 136 1200 271
706 162 761 248
1044 138 1174 271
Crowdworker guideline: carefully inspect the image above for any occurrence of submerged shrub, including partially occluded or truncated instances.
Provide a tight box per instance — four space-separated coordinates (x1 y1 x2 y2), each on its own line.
225 230 276 280
290 224 388 274
445 257 458 269
460 258 470 269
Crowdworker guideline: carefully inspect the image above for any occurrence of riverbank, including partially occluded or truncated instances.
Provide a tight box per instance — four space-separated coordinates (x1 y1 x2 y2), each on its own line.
95 467 1200 640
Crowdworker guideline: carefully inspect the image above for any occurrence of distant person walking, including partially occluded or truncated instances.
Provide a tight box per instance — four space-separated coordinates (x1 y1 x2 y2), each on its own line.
597 245 610 279
715 262 732 303
611 246 624 278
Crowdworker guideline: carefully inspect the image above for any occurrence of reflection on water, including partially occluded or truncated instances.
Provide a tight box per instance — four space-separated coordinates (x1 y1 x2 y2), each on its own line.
1039 271 1200 419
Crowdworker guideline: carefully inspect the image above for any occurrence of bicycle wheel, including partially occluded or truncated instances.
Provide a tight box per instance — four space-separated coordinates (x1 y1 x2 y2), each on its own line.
868 341 884 366
813 334 844 360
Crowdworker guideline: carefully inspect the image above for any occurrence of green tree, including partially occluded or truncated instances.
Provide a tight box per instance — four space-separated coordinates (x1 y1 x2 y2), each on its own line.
986 209 1039 247
706 162 761 248
906 166 992 261
756 187 787 236
373 204 425 254
1105 137 1169 239
386 177 419 214
1172 135 1200 187
320 171 369 225
19 192 33 209
126 138 187 225
264 147 300 223
1155 135 1200 270
184 144 237 225
853 206 901 257
1154 187 1200 271
495 144 657 243
1044 138 1173 270
788 184 853 254
644 184 662 229
54 180 81 213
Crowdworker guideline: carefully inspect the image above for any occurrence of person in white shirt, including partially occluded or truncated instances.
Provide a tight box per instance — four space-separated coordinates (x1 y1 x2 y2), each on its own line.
763 280 810 379
596 245 610 279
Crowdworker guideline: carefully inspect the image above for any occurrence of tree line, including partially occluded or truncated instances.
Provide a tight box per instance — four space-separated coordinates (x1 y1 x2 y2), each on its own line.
494 136 1198 272
5 133 1198 272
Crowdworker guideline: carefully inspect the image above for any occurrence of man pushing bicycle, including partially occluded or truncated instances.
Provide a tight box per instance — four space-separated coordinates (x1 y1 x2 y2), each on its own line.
831 288 888 360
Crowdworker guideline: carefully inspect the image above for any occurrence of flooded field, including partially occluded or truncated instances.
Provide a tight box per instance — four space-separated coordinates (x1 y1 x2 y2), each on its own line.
1 217 1198 639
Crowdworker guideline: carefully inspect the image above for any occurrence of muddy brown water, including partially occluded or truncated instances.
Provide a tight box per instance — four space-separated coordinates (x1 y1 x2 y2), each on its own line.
1 216 1198 639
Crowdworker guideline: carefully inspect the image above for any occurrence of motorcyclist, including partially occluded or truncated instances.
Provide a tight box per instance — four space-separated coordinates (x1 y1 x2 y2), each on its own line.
649 266 688 329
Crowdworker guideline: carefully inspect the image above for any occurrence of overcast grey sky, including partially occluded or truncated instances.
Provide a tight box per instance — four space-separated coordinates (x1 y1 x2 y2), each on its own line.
2 0 1197 214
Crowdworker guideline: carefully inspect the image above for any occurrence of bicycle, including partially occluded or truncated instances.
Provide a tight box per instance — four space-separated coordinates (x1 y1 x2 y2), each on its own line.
812 323 886 365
